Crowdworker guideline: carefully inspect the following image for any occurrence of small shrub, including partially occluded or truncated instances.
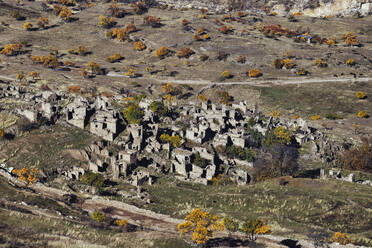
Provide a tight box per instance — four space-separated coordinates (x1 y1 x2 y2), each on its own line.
31 55 62 68
91 211 105 223
273 126 291 145
143 16 161 27
341 32 360 46
0 44 23 56
86 61 103 75
149 101 169 116
311 115 321 120
357 111 368 118
68 85 81 93
219 26 233 34
154 46 172 59
108 3 126 18
237 55 246 63
314 59 327 68
293 12 303 16
124 23 137 34
132 1 147 15
98 15 115 29
134 41 146 51
248 69 262 77
346 58 355 66
241 219 271 241
197 94 208 102
106 53 123 63
330 232 350 245
68 46 89 56
115 219 128 227
29 71 39 79
125 68 136 78
23 22 33 31
36 17 49 29
327 39 336 46
282 58 295 69
221 70 232 79
296 68 308 76
356 91 366 99
326 113 342 120
57 6 72 21
160 133 182 147
270 110 280 118
12 168 38 185
176 48 195 58
106 28 128 42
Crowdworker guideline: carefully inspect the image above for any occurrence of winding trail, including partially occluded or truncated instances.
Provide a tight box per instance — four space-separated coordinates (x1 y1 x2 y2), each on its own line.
153 76 372 86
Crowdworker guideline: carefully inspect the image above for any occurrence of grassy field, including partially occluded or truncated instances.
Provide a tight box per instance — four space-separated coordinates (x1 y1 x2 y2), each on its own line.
258 81 372 119
0 124 96 175
142 176 372 246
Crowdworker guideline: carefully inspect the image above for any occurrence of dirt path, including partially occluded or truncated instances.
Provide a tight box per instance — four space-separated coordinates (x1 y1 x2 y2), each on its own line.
153 76 372 86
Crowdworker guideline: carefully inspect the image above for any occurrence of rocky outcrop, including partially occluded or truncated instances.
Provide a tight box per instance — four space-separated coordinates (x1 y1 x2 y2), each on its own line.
156 0 372 16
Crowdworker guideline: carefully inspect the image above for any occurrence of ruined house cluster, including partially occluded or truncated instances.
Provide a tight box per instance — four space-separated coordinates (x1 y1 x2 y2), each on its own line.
0 80 347 187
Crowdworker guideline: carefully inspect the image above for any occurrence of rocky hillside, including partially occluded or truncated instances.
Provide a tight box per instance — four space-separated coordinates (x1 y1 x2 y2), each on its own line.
157 0 372 16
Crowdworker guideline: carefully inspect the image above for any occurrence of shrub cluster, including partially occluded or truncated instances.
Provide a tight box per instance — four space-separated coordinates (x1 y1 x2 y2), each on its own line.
154 46 172 59
86 61 103 75
68 46 89 56
248 69 262 77
134 41 146 51
0 44 24 56
176 48 195 58
98 15 115 29
106 53 123 63
143 16 161 27
31 55 62 68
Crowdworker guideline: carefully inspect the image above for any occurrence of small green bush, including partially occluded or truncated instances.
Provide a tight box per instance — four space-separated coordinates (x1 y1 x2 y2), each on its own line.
80 171 105 187
92 211 105 223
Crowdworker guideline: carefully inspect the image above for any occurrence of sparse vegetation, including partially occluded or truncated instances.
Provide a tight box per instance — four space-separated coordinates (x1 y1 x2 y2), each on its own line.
36 17 49 29
154 46 172 59
176 48 195 58
86 61 103 75
91 211 106 223
330 232 351 245
160 133 182 147
68 46 89 56
31 55 62 68
248 69 262 78
134 41 146 51
0 44 23 56
106 53 123 63
98 15 115 29
80 171 105 187
23 22 33 31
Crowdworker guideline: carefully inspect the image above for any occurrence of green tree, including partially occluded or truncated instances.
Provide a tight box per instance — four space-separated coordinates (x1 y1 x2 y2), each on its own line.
192 152 209 168
123 103 144 124
80 171 105 187
149 101 169 116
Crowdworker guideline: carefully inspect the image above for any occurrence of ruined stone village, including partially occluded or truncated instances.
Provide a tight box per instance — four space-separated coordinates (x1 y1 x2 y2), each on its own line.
1 80 370 197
